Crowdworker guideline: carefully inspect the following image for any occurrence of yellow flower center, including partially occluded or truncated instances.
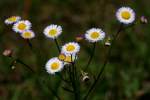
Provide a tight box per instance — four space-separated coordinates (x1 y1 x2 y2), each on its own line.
64 56 72 62
91 32 99 39
18 23 26 30
22 32 32 38
51 62 59 70
49 29 57 36
121 11 131 20
66 45 75 52
58 54 66 61
8 17 17 22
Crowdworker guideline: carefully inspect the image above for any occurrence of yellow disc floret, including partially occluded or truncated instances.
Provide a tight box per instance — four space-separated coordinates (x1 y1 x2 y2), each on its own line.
51 62 59 70
58 54 66 61
64 56 72 62
8 17 17 22
49 29 57 36
22 32 32 38
91 32 99 39
18 23 26 30
121 11 131 20
66 45 75 52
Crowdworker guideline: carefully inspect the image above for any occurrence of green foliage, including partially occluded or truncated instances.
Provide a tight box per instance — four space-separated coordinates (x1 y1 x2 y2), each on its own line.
0 0 150 100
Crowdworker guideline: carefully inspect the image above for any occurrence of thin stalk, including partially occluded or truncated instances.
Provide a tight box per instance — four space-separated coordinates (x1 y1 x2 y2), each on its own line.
16 59 35 73
54 38 61 53
62 86 74 93
25 39 33 50
84 42 96 71
57 73 70 84
71 54 80 100
83 24 123 100
40 78 61 100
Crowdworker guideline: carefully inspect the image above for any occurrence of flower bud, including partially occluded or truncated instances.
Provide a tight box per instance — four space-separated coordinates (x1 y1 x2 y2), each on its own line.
140 16 148 24
75 34 84 42
2 49 13 57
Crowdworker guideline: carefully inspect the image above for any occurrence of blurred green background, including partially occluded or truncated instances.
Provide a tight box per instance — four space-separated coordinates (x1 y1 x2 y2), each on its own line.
0 0 150 100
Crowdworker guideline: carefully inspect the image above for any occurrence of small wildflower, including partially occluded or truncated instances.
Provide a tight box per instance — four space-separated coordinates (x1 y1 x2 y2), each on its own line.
43 24 62 39
85 28 105 43
2 49 13 57
5 16 21 25
45 57 64 75
61 42 80 55
13 20 32 33
116 7 135 24
21 30 35 39
140 16 148 24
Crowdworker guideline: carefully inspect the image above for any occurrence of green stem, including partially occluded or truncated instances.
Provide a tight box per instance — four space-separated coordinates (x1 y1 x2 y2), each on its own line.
16 58 34 73
39 77 61 100
84 42 96 71
71 54 80 100
83 24 123 100
25 39 33 51
54 38 61 53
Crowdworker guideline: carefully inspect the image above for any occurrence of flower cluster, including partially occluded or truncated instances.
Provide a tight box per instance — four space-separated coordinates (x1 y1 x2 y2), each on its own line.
5 6 136 75
45 40 80 74
44 6 136 75
5 16 35 39
44 25 106 74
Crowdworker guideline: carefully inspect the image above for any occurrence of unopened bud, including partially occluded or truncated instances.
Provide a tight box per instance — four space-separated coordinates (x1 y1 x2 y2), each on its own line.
3 49 13 57
11 65 16 70
140 16 148 24
76 34 84 42
58 53 66 61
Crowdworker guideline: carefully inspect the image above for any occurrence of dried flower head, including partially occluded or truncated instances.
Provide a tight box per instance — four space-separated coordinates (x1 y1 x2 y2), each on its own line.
105 36 112 46
75 34 84 42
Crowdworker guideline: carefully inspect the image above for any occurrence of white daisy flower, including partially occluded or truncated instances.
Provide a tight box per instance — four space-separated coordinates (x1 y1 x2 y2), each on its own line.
61 42 80 54
45 57 64 75
21 30 35 39
116 7 135 24
43 24 62 39
85 28 105 43
13 20 32 33
5 16 21 25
